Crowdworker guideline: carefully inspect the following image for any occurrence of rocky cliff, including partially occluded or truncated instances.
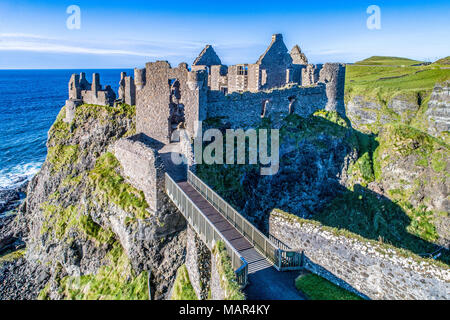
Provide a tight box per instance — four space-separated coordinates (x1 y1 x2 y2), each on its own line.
196 111 360 231
344 72 449 249
197 108 449 263
0 104 186 300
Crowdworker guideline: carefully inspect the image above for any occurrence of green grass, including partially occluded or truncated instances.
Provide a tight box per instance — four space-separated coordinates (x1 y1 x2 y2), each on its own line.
171 265 198 300
295 273 363 300
47 145 79 174
53 242 149 300
346 57 450 136
346 64 450 105
0 249 26 264
40 203 115 244
434 56 450 65
354 56 424 66
88 152 150 220
212 242 246 300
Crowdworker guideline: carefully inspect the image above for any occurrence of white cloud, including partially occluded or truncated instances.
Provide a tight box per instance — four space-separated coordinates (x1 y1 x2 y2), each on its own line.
0 33 193 58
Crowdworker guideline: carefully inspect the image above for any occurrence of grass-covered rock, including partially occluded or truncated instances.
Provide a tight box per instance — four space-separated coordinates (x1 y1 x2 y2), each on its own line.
6 103 185 300
171 264 198 300
197 111 360 230
41 242 149 300
212 241 245 300
371 123 449 247
346 57 450 134
88 152 150 220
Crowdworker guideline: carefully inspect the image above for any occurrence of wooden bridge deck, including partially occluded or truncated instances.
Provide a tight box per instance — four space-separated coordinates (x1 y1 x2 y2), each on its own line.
177 181 272 274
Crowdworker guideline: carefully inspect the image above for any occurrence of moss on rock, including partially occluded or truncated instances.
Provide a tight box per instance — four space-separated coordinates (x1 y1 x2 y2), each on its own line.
88 152 150 220
212 241 245 301
55 242 149 300
171 264 198 300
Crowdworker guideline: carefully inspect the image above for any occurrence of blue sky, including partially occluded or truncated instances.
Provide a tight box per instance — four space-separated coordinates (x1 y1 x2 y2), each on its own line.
0 0 449 69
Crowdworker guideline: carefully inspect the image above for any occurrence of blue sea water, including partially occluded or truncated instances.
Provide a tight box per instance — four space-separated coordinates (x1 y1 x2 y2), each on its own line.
0 69 133 190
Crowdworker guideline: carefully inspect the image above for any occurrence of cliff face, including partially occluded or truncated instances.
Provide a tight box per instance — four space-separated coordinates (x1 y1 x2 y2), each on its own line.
197 110 449 260
344 79 450 247
374 124 449 247
426 81 450 143
347 93 423 133
197 111 360 231
347 81 450 145
1 104 186 300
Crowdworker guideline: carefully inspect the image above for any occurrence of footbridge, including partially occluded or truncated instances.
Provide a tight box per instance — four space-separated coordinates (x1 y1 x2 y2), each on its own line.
165 169 304 295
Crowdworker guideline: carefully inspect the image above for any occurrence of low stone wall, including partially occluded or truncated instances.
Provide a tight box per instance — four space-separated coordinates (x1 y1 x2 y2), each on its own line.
185 226 211 299
269 209 450 300
207 84 327 128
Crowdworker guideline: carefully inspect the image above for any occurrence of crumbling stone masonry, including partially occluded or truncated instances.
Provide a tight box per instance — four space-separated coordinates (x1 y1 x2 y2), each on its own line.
269 210 450 300
118 72 136 106
185 226 211 299
113 134 166 213
132 34 346 144
65 73 116 122
136 61 208 144
65 33 347 135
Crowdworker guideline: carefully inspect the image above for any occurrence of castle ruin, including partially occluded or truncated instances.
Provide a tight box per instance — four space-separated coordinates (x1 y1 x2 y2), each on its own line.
65 33 346 143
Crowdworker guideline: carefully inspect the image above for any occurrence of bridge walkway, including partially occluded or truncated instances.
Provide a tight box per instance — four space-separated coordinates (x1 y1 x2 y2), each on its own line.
178 181 273 274
174 179 305 300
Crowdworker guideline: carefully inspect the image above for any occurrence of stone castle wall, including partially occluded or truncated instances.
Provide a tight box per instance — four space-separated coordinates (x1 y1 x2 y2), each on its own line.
269 210 450 300
209 250 226 300
185 226 211 299
68 72 116 107
136 61 208 144
319 63 346 115
207 84 328 128
113 134 165 213
302 64 322 86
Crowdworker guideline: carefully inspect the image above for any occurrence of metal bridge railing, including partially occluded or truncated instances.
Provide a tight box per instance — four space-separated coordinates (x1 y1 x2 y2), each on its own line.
165 173 248 287
187 170 303 271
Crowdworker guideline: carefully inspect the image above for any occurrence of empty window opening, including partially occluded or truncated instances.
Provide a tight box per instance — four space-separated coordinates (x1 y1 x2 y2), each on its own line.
288 96 297 114
220 87 228 95
237 65 248 76
261 100 269 118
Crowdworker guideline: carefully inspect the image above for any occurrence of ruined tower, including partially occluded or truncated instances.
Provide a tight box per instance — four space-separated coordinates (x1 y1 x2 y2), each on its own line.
319 63 346 116
118 72 136 106
136 61 208 144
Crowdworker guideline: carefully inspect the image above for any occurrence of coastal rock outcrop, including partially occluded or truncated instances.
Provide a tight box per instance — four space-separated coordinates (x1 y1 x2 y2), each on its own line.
0 104 187 300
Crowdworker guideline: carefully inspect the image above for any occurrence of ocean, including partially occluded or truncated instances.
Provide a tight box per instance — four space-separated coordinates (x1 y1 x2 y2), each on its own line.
0 69 133 191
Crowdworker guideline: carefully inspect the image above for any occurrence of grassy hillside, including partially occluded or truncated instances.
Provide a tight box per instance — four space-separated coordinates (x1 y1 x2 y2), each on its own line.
346 61 450 104
434 56 450 65
354 56 424 66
